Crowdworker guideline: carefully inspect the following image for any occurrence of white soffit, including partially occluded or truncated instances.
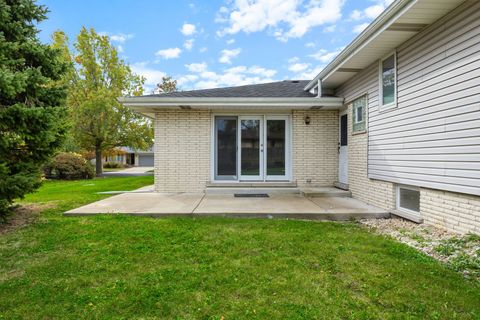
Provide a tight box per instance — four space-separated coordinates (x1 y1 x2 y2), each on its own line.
320 0 466 89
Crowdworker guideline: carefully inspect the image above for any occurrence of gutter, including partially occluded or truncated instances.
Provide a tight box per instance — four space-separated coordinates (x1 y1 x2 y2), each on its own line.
304 0 416 91
119 96 344 108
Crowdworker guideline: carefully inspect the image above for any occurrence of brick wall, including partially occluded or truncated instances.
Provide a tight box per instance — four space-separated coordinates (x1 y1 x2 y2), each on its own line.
292 110 338 187
421 189 480 234
154 110 211 192
346 106 396 210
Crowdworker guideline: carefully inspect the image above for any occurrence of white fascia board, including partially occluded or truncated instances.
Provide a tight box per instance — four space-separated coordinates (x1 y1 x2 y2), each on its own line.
119 97 344 109
304 0 416 91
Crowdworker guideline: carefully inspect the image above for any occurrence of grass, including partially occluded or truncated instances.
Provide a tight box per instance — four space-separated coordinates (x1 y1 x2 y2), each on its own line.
435 234 480 278
0 177 479 319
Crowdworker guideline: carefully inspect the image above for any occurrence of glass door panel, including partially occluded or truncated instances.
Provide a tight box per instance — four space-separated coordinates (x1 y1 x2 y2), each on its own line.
266 119 286 178
240 117 262 180
266 117 288 180
215 117 237 180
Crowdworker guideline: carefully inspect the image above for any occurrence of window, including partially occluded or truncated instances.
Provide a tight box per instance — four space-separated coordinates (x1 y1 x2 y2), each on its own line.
352 95 367 132
397 185 420 213
379 52 396 109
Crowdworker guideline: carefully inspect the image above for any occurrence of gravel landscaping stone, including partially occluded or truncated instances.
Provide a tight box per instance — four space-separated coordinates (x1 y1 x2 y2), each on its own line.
360 217 480 281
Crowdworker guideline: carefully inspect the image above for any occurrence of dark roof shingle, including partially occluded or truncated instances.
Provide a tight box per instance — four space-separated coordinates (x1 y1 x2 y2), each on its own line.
140 80 315 98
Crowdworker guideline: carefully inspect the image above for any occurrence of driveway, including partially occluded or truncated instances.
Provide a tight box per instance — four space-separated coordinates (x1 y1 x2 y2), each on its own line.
102 167 153 176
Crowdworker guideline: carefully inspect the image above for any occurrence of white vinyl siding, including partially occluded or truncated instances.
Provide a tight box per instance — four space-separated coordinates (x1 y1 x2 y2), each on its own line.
336 0 480 197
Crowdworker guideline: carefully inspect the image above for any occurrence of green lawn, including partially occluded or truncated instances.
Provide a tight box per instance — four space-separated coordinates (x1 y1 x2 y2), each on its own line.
1 177 479 319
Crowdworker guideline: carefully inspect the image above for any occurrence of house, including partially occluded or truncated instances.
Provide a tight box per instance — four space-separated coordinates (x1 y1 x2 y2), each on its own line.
120 0 480 234
100 147 154 167
119 147 155 167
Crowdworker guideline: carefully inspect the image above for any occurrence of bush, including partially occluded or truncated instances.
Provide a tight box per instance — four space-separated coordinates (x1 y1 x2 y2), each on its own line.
44 153 94 180
103 162 124 169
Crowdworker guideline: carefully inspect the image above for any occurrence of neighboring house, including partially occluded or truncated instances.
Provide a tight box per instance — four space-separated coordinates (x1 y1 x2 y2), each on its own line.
120 0 479 234
97 147 154 167
119 147 155 167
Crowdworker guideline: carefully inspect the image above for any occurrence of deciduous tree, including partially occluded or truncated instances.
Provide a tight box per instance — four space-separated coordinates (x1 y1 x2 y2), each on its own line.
53 28 152 176
154 76 178 94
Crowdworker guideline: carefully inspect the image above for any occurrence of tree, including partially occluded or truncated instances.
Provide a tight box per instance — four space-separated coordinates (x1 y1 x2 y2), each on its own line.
53 27 153 176
154 76 178 94
0 0 68 217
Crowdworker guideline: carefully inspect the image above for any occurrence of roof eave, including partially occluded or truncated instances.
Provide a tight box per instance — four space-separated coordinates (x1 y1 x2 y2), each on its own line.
304 0 415 91
119 96 344 109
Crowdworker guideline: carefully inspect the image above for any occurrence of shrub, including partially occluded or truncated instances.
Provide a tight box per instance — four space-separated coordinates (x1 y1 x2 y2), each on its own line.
44 153 94 180
103 162 124 169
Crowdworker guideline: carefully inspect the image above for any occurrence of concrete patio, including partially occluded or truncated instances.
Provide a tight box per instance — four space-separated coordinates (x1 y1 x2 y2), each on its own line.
65 187 390 220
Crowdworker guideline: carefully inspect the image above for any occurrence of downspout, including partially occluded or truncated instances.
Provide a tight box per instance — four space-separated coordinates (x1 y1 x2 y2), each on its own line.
317 79 322 98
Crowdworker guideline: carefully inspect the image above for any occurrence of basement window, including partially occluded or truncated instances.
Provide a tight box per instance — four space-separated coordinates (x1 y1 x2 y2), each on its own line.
397 185 420 214
352 95 367 133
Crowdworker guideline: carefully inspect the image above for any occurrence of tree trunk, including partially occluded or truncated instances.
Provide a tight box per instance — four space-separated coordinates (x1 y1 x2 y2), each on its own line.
95 146 103 177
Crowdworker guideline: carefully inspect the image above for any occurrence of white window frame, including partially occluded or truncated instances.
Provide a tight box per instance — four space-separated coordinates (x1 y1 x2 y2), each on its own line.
210 112 292 183
354 104 364 124
396 184 420 215
351 94 367 133
378 51 397 111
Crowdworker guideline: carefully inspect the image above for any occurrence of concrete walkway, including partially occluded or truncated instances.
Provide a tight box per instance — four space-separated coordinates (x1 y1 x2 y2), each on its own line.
65 190 390 220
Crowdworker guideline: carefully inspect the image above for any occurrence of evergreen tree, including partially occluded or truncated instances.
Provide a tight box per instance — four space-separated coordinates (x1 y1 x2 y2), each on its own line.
0 0 68 216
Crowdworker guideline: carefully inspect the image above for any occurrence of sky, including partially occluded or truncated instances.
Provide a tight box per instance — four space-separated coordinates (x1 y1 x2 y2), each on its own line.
37 0 393 93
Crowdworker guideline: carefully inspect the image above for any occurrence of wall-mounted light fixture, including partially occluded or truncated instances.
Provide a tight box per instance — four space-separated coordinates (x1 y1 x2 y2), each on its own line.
304 115 311 125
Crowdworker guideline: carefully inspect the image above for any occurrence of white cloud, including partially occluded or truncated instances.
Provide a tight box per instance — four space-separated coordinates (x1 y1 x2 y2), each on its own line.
364 4 385 19
226 39 235 45
155 47 182 59
130 61 166 92
178 63 277 89
296 66 325 79
305 42 315 48
348 0 393 22
184 39 194 50
288 56 300 64
219 48 241 64
353 23 369 34
288 63 310 73
216 0 345 41
100 32 134 53
180 23 197 36
185 62 208 73
309 48 343 63
177 74 199 87
323 24 336 33
109 33 134 43
199 47 208 53
248 66 277 78
287 57 323 79
350 9 362 20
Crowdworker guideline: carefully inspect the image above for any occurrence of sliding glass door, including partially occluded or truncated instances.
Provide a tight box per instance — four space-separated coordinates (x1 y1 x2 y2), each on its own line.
215 117 237 180
265 117 287 180
214 115 289 181
239 117 263 181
